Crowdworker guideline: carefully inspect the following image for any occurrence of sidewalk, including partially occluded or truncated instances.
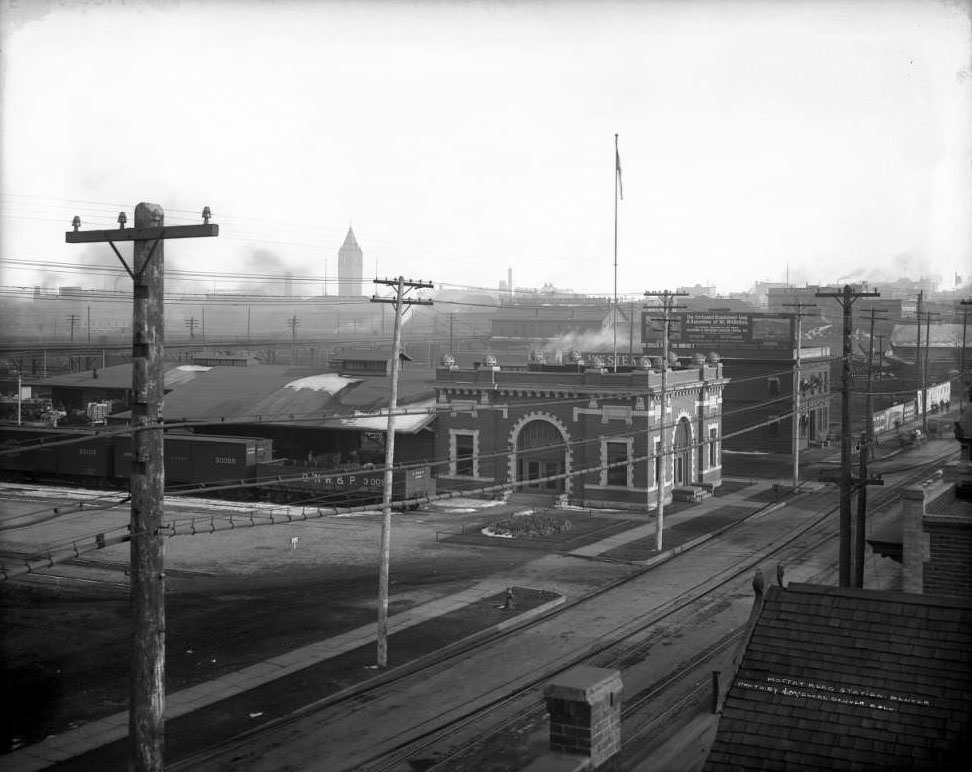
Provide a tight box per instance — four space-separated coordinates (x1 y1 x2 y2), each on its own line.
3 477 789 772
567 478 780 561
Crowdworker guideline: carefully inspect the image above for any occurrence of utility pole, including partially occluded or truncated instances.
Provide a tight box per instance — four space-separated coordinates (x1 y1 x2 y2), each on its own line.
613 133 622 373
67 313 81 343
87 305 91 344
67 204 217 772
783 302 816 489
852 307 887 588
860 309 887 458
960 300 971 413
288 312 300 365
644 289 688 551
371 276 433 667
919 309 940 433
916 291 923 431
449 312 455 356
815 284 879 588
184 316 198 338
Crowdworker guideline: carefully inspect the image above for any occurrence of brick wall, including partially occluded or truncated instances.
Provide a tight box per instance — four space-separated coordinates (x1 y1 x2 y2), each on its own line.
924 520 972 598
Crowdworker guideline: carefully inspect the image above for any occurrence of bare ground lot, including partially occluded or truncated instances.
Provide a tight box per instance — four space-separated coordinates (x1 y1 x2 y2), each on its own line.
0 490 638 754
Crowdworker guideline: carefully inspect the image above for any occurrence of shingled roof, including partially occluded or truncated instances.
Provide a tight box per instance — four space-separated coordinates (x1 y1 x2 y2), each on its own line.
704 583 972 771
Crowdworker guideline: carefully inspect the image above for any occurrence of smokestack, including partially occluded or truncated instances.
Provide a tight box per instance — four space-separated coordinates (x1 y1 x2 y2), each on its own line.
508 268 513 300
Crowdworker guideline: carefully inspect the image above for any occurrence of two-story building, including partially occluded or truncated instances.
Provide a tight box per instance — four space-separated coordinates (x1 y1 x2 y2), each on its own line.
642 310 832 454
434 357 728 511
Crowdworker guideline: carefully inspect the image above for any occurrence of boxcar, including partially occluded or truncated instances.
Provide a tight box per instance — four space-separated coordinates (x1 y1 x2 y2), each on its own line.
256 463 435 508
56 435 113 480
0 427 90 479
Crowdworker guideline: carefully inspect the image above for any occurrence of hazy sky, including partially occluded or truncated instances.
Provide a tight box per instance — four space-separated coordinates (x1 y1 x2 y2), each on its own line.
1 0 969 299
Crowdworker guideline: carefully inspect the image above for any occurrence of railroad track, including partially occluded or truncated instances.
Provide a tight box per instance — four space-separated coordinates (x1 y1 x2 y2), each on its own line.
173 448 957 772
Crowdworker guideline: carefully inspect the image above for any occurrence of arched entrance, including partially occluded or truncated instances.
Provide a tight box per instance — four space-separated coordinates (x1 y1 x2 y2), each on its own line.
515 419 566 492
673 417 693 487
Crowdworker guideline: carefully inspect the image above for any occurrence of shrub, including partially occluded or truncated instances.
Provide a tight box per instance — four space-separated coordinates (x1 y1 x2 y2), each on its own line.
487 513 573 538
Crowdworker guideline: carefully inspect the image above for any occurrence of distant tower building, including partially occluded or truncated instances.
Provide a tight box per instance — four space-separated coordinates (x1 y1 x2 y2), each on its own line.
338 227 364 297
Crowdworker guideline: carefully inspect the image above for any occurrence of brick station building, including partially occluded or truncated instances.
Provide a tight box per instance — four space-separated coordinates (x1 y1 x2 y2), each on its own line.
434 358 728 511
643 310 832 454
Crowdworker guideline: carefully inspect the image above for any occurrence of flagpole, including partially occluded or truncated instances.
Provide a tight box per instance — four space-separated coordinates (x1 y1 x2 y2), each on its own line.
613 133 620 372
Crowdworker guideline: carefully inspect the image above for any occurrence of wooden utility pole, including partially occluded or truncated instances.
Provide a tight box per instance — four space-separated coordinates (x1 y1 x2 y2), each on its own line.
644 289 688 551
915 290 926 432
853 307 887 587
960 300 971 413
815 284 879 588
288 312 300 365
783 302 816 489
860 309 887 458
67 203 217 772
919 309 940 433
184 316 198 338
67 313 81 343
371 276 433 668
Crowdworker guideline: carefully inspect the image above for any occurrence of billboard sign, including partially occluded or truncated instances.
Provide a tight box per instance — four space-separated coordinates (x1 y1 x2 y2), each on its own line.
642 311 795 350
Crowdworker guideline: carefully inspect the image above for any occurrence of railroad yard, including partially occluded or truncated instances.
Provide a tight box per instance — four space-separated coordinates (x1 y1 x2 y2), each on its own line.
1 437 958 772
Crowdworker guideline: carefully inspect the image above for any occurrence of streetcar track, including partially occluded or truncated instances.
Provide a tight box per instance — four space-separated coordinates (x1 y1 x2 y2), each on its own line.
352 449 956 772
161 449 956 772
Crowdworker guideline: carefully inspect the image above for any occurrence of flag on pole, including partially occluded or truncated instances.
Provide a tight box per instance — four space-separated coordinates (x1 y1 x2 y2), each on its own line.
615 135 623 201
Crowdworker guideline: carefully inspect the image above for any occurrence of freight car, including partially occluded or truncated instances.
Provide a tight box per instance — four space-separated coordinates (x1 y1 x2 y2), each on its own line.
0 427 435 508
0 427 114 484
0 427 271 489
256 463 435 508
113 432 273 486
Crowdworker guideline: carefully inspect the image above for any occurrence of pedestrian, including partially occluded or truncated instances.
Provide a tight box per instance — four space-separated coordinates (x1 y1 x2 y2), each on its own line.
503 586 515 610
290 535 299 551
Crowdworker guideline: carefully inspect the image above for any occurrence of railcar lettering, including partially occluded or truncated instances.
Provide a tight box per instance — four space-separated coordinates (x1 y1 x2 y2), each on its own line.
214 457 238 464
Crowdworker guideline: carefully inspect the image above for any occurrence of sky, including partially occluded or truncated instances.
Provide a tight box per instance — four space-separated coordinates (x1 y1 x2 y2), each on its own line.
1 0 970 300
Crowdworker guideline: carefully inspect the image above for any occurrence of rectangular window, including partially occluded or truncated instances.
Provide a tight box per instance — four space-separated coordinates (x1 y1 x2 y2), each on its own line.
606 441 629 486
708 426 719 468
767 377 781 397
455 434 474 476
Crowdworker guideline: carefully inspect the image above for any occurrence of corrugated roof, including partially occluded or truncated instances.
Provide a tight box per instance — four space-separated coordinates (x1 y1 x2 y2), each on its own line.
319 399 436 434
40 363 213 391
334 370 436 411
704 583 972 770
159 366 357 423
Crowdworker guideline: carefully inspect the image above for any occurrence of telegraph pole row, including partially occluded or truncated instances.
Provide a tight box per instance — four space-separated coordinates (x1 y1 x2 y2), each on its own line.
67 204 218 772
783 301 816 490
371 276 433 668
644 289 688 551
815 284 879 588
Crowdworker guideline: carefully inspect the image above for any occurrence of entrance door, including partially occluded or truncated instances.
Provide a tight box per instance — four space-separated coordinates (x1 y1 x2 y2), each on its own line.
516 420 566 493
673 418 692 487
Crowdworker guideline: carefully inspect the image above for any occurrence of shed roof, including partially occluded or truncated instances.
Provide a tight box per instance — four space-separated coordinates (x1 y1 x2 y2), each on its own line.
41 363 214 392
97 364 438 428
704 583 972 770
